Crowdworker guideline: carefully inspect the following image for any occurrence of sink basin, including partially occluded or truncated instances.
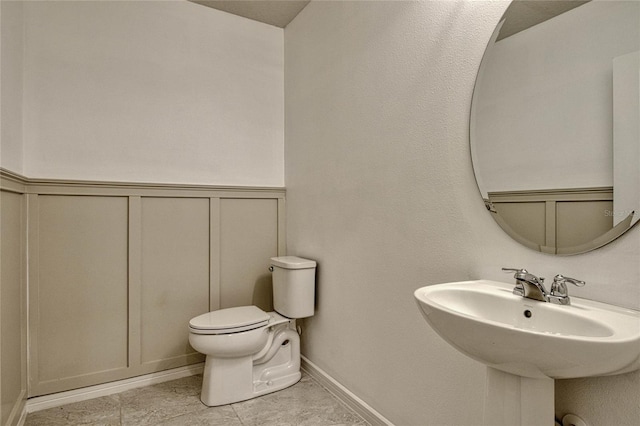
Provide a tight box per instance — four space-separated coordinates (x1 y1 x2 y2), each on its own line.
414 280 640 379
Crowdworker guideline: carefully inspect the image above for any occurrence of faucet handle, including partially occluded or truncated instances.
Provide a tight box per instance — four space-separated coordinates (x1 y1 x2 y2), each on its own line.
502 267 528 274
502 268 544 283
503 268 527 296
549 274 585 305
553 274 585 287
502 268 546 298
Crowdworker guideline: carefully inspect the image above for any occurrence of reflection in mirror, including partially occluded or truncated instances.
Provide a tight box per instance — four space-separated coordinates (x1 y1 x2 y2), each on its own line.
471 0 639 255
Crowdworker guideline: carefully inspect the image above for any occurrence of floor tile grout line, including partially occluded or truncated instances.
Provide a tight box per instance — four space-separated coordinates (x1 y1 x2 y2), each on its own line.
119 393 124 426
230 403 248 426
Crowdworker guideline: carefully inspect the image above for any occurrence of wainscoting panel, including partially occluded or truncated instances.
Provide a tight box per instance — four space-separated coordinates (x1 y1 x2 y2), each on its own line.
220 198 279 311
556 200 613 249
487 187 615 254
139 197 209 368
31 195 130 395
493 201 547 247
14 171 286 397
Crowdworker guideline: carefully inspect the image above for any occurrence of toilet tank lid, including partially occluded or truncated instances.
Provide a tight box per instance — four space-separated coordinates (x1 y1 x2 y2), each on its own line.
189 306 270 331
270 256 316 269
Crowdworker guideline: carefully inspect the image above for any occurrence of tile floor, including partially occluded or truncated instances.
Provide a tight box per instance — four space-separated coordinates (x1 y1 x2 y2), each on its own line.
25 372 369 426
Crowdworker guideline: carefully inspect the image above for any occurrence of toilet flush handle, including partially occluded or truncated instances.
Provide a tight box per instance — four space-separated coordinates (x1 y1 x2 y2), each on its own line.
269 266 274 272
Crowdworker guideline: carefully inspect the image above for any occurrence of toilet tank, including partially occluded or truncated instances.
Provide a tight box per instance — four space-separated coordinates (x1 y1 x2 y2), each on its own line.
270 256 316 318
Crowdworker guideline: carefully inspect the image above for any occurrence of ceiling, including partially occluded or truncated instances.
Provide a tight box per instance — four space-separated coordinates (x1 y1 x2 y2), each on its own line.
497 0 591 40
189 0 311 28
189 1 590 36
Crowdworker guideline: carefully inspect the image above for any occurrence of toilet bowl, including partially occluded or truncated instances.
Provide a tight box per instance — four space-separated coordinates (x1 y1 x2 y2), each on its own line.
188 256 316 406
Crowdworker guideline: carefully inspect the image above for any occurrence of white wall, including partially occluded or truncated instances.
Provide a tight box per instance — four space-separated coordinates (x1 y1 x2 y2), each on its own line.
22 0 284 186
1 0 24 174
284 1 640 425
473 0 639 195
613 51 640 226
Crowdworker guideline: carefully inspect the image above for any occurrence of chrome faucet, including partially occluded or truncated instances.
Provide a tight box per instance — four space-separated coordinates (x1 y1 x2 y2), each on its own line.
502 268 585 305
502 268 547 302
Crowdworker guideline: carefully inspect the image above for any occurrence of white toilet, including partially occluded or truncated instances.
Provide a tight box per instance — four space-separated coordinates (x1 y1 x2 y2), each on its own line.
188 256 316 406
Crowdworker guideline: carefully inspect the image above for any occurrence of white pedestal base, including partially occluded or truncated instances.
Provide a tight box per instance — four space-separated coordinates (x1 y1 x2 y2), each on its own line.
483 367 555 426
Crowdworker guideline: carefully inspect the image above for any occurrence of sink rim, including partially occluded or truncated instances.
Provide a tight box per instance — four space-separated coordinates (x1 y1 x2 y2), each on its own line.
415 280 639 343
414 279 640 379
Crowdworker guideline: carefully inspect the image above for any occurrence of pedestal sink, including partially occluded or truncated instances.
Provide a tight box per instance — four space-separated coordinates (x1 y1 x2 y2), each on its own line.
414 280 640 425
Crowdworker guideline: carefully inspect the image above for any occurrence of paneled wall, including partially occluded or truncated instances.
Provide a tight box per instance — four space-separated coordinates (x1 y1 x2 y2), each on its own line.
0 173 28 426
487 187 628 254
31 195 130 392
138 197 210 369
0 171 285 397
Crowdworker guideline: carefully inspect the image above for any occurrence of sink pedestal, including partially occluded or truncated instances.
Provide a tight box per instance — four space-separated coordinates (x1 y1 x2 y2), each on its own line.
483 367 554 426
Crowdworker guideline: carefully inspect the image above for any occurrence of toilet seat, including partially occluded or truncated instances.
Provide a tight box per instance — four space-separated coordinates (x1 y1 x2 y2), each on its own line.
189 306 270 335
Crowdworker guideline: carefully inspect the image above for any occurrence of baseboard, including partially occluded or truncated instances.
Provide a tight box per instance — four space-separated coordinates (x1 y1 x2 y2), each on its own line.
26 363 204 414
4 389 27 426
300 355 393 426
16 406 28 426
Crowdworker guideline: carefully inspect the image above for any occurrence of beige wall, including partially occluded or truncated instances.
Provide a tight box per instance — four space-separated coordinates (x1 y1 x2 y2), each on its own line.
0 185 27 426
284 1 640 425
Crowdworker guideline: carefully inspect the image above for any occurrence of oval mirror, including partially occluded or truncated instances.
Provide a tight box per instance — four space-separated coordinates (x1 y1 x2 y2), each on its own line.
471 0 639 255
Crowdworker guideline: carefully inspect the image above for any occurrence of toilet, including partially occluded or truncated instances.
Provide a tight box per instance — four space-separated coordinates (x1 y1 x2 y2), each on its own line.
188 256 316 406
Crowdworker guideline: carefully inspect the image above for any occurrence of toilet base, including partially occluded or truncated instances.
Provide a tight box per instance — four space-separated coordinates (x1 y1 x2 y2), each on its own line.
199 325 301 406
